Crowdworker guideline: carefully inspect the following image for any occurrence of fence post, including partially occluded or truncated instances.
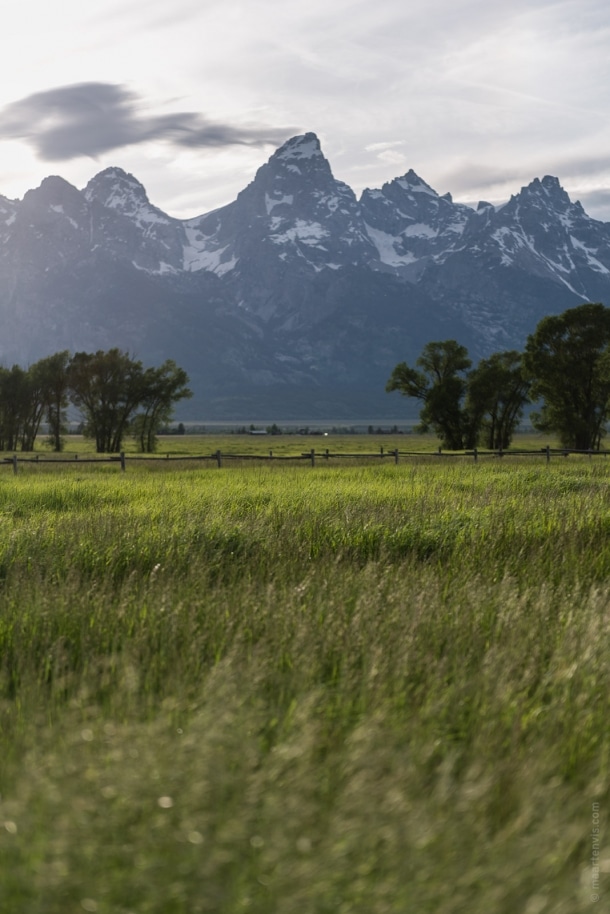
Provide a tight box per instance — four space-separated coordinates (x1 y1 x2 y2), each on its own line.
12 454 17 476
473 447 478 463
120 451 126 473
310 448 315 467
216 449 222 468
546 445 550 464
394 448 399 465
380 445 384 456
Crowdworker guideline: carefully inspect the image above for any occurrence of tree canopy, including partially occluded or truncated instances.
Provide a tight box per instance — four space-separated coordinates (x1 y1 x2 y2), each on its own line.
0 349 191 453
131 360 192 453
466 350 531 450
523 302 610 450
386 341 473 449
386 341 530 449
388 303 610 451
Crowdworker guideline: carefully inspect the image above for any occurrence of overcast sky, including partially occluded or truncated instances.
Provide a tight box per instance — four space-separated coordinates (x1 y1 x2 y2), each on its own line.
2 0 610 219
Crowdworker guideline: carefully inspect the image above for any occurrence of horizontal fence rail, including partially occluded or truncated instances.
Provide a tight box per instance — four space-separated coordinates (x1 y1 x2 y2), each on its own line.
2 445 610 474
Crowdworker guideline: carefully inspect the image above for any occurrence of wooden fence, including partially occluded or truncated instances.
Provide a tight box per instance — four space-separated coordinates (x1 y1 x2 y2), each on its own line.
2 445 610 474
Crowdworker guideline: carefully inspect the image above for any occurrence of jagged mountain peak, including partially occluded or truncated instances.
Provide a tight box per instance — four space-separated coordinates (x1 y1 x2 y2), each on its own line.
18 175 89 226
85 167 149 207
263 132 335 186
84 167 172 228
84 167 139 206
5 131 610 420
360 166 473 274
512 174 575 212
540 174 561 191
185 131 371 290
359 169 440 206
86 165 144 186
23 174 81 206
274 132 324 161
394 169 438 195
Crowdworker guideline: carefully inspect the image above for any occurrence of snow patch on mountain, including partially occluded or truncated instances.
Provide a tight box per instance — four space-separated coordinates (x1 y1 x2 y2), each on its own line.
132 260 179 276
403 223 438 239
182 227 239 275
265 193 294 214
396 177 437 197
570 236 610 274
365 225 418 266
270 220 329 247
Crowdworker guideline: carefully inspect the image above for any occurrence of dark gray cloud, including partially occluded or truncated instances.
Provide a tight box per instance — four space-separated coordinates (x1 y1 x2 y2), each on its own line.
0 82 294 160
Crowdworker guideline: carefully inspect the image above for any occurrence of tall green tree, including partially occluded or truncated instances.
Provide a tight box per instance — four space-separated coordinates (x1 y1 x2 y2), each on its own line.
523 302 610 450
20 360 49 452
132 360 192 453
30 351 71 452
0 358 69 451
465 350 531 449
68 349 145 453
0 365 31 451
386 340 473 448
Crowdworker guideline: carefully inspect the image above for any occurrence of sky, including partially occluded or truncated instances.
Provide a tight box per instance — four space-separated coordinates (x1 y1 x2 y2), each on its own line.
2 0 610 220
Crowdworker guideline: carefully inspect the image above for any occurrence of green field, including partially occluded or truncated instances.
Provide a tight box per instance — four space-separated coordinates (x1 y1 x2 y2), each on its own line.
1 454 609 912
9 430 565 463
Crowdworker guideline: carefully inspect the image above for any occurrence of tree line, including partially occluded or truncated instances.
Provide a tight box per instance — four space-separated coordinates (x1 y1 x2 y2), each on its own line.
386 302 610 451
0 349 191 453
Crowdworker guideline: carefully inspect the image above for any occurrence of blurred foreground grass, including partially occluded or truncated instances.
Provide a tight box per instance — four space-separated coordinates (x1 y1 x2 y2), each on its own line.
1 459 609 912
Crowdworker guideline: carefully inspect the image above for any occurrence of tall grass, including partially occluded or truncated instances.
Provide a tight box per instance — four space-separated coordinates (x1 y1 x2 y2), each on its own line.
1 460 609 912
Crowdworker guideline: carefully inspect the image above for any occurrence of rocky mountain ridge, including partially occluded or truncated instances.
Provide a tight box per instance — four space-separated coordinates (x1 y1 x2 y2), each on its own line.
1 132 608 418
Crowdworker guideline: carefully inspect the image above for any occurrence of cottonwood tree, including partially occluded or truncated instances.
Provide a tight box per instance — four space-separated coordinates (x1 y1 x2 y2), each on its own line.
36 351 71 452
465 350 531 449
387 342 532 450
0 358 66 451
0 349 191 453
68 349 146 453
0 365 32 451
386 340 474 449
131 360 192 453
20 361 49 452
524 302 610 450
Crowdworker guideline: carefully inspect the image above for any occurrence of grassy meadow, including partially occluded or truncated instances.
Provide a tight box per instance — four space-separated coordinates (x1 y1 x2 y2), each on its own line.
1 439 610 912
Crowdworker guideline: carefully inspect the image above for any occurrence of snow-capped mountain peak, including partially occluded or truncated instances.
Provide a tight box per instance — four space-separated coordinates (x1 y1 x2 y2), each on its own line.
275 132 324 162
184 132 374 289
3 132 610 419
359 169 472 276
394 169 438 196
84 167 171 228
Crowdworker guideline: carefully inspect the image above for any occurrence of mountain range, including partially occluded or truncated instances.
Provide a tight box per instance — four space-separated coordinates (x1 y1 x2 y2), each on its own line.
1 132 609 419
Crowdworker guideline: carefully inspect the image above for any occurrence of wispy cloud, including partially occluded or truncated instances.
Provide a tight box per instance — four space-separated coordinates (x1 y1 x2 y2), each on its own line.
0 83 295 161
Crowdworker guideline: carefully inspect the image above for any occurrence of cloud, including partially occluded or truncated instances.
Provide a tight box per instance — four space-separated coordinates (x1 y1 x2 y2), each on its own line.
364 141 405 153
0 82 295 161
